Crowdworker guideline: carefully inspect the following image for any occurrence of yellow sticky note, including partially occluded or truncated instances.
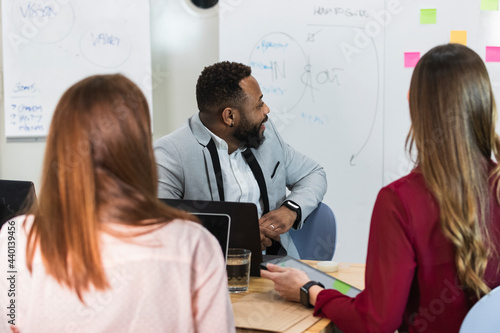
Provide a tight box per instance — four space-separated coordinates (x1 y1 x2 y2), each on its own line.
450 31 467 45
481 0 498 11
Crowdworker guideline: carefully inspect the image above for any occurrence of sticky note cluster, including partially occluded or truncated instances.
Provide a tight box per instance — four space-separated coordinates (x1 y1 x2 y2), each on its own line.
405 4 498 69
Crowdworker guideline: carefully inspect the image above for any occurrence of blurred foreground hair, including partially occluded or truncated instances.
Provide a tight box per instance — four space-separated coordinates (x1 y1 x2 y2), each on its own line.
27 74 193 301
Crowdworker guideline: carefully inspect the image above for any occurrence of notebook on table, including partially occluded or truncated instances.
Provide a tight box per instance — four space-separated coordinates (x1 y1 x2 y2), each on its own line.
160 199 263 276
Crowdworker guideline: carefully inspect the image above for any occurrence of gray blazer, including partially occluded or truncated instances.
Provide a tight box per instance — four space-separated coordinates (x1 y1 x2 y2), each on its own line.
153 113 327 257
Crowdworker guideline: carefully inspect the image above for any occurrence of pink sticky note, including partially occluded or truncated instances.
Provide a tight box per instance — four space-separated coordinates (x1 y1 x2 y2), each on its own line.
486 46 500 62
404 52 420 68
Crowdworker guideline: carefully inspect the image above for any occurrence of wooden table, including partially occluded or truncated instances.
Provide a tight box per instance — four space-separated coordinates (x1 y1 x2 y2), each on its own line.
230 261 366 333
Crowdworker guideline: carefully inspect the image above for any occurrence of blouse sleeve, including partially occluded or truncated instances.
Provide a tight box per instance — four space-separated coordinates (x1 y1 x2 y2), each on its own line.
313 186 417 333
190 229 236 333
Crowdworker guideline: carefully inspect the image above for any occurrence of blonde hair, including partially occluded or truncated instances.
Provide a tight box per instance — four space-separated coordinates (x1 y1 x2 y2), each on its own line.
406 44 500 299
27 74 193 301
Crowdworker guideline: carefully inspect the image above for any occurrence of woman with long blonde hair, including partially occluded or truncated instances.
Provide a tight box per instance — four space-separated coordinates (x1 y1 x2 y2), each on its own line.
0 74 235 332
261 44 500 332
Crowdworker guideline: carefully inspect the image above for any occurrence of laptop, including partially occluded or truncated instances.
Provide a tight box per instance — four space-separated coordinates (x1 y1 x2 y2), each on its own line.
161 199 264 276
192 212 231 261
0 180 36 228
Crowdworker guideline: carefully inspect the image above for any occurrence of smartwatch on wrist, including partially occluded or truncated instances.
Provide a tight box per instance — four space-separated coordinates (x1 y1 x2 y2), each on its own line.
281 200 301 229
300 281 324 308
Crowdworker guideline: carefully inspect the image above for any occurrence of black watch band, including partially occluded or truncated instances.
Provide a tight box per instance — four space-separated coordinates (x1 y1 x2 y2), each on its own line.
300 281 325 308
282 200 302 229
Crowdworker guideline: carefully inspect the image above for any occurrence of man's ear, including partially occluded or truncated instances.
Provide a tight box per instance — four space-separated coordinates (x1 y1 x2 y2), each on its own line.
222 107 235 128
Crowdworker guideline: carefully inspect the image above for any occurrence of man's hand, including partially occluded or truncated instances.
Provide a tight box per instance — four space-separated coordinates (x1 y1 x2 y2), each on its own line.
260 230 273 250
259 223 282 250
259 206 297 235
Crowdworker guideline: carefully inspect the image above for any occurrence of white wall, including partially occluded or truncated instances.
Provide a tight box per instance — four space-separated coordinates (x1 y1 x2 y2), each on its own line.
0 0 219 191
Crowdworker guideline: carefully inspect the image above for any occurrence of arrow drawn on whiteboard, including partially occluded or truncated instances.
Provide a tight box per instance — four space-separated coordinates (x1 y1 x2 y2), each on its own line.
350 35 380 167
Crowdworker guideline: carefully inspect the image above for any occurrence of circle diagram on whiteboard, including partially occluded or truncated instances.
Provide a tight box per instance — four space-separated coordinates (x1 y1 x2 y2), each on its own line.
11 0 74 43
249 32 308 112
79 26 132 68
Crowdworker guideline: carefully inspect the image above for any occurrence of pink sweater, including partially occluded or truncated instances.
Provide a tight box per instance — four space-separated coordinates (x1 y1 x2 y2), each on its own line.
1 215 235 333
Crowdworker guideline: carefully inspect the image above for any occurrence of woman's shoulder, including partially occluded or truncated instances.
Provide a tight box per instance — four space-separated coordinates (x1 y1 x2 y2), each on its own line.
106 218 208 240
152 218 219 248
378 169 435 210
160 218 209 234
0 215 35 269
384 169 426 193
100 218 223 266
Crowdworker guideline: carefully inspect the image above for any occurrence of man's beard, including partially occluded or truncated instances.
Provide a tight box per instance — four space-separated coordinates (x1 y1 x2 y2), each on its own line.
233 116 267 149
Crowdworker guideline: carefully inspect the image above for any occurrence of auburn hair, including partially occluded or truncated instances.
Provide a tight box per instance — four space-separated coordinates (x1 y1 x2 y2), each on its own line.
406 44 500 299
26 74 193 301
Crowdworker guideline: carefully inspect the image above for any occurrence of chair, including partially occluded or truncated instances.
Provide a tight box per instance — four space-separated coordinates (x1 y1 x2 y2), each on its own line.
459 285 500 332
0 179 36 228
289 202 336 261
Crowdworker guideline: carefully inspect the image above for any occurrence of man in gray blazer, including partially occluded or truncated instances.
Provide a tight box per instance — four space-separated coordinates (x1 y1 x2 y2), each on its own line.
154 61 327 258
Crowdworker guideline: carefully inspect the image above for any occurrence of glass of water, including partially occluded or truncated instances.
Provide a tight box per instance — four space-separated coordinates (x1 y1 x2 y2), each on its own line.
226 248 251 293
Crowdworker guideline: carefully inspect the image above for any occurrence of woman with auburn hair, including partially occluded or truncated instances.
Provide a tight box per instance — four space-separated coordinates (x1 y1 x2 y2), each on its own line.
261 44 500 332
0 74 235 333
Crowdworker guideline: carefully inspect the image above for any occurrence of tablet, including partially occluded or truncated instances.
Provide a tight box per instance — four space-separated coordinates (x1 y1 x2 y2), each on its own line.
264 256 361 297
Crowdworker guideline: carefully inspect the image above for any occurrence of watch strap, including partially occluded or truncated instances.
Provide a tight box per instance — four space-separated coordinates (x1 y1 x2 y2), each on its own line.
300 281 325 308
282 200 302 229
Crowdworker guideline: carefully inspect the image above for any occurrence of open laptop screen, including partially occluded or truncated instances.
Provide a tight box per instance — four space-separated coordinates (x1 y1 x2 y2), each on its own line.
0 180 36 228
160 199 264 276
192 212 230 261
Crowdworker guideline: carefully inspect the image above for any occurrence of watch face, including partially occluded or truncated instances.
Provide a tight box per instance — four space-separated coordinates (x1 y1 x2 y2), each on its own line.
286 201 299 210
300 286 310 307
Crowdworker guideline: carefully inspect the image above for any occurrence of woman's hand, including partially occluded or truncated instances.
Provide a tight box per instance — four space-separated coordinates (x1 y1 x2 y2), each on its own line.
260 263 311 302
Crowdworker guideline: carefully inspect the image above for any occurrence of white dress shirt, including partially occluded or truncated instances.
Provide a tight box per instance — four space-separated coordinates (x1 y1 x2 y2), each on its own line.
207 130 263 217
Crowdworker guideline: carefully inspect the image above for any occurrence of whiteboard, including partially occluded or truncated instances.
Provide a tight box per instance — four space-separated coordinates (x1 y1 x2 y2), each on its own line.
2 0 152 139
220 0 500 262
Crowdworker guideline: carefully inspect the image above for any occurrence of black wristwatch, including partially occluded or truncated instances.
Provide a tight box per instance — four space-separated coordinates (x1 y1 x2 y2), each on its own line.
281 200 302 229
300 281 325 308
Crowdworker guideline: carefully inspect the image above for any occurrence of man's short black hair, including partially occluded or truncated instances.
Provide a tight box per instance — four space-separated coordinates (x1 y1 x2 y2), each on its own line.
196 61 252 116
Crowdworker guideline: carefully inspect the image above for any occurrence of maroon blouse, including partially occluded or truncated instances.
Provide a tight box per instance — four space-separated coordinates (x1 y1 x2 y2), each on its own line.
314 170 500 333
